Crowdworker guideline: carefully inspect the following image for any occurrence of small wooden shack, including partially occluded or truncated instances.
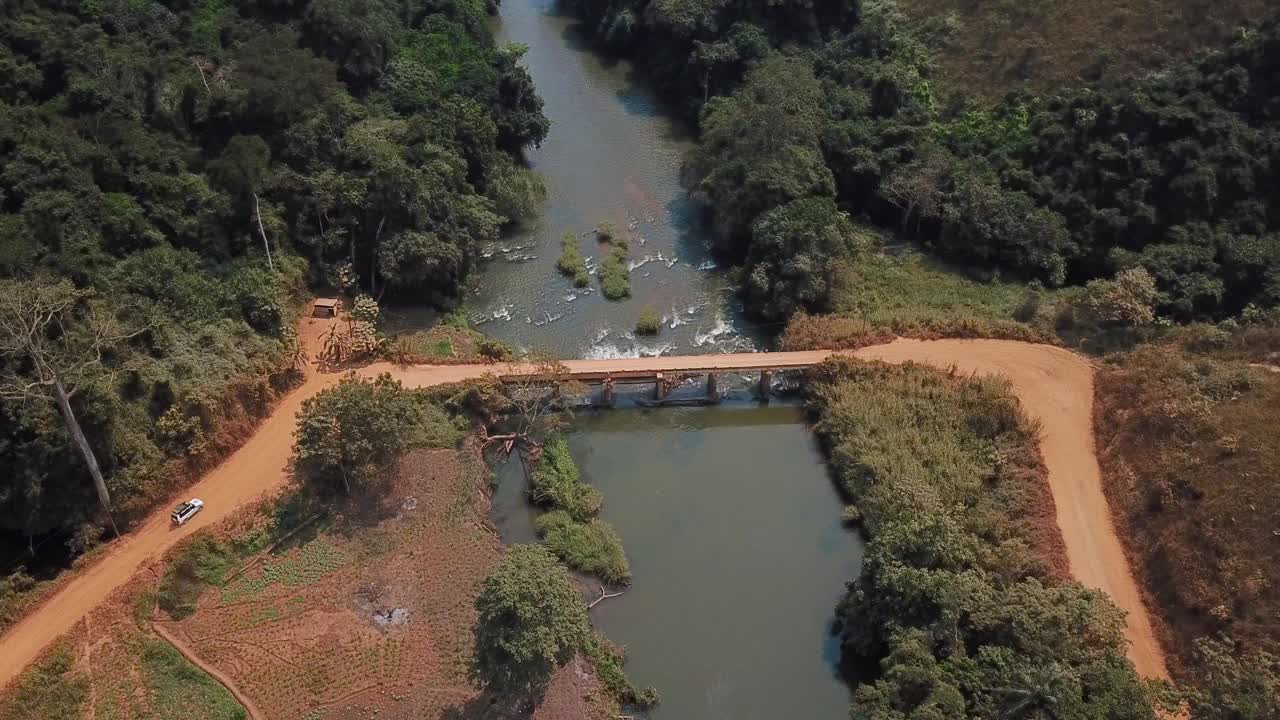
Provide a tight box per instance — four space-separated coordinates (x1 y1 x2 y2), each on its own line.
313 298 341 318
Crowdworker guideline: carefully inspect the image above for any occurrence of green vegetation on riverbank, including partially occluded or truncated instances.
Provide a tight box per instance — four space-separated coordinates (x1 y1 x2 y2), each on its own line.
530 436 629 584
536 512 629 585
808 359 1155 718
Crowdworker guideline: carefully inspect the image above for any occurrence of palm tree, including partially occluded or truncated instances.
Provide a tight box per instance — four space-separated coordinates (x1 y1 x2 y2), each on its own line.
998 663 1073 720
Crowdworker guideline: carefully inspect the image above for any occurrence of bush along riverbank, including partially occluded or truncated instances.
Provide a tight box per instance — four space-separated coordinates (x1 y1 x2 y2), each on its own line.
806 359 1159 719
524 432 659 707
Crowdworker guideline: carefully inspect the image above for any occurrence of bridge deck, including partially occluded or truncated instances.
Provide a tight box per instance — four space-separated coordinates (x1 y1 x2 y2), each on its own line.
499 350 839 382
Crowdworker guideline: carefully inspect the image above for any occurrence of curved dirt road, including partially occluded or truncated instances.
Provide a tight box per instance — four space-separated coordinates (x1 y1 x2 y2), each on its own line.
0 339 1167 690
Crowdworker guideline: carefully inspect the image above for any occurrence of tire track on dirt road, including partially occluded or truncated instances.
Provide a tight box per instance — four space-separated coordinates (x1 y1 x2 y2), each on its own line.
0 338 1168 694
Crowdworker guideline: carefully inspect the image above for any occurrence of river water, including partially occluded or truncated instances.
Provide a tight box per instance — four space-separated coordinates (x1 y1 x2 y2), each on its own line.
479 1 863 716
459 0 761 358
490 398 862 720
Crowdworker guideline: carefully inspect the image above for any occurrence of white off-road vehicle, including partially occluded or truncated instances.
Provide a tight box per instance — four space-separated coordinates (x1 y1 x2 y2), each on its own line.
171 499 204 525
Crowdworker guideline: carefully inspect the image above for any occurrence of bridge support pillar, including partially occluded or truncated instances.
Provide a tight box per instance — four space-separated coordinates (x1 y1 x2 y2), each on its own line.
601 378 615 408
654 373 667 402
706 373 718 400
759 371 773 402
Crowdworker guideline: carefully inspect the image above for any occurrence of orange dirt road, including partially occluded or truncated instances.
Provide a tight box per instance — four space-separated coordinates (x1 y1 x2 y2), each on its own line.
0 339 1167 691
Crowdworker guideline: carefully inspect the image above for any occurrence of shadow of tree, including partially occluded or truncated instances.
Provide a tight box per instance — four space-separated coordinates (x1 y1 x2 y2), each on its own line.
440 689 536 720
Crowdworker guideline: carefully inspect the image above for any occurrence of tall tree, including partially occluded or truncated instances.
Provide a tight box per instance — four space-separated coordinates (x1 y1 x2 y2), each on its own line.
0 279 133 535
472 544 590 696
683 54 834 249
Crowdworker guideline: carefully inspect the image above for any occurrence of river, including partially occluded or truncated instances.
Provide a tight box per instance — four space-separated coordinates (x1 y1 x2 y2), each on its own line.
454 0 761 358
490 395 862 719
477 1 862 716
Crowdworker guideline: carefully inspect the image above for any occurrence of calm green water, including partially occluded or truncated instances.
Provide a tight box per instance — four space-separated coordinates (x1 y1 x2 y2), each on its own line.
491 401 863 719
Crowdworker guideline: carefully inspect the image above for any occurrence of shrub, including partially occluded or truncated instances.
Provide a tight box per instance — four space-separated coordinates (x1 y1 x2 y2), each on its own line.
350 294 381 325
477 337 514 361
635 308 661 335
0 569 38 631
473 545 590 695
443 309 470 330
1082 267 1158 326
294 374 459 493
595 220 620 244
1185 638 1280 720
535 511 630 584
530 435 602 520
156 536 239 620
597 247 631 300
555 232 588 285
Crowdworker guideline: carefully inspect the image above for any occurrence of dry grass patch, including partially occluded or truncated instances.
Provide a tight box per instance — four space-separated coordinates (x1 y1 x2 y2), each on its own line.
1096 336 1280 678
900 0 1269 99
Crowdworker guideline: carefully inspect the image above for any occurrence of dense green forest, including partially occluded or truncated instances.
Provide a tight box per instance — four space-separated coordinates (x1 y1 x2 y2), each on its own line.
566 0 1280 322
0 0 547 573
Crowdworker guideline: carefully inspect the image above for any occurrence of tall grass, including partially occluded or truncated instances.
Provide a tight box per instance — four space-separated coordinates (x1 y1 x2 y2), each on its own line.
808 359 1061 570
556 232 590 287
806 359 1150 716
535 511 630 584
138 637 247 719
1096 337 1280 674
530 435 602 521
782 251 1064 350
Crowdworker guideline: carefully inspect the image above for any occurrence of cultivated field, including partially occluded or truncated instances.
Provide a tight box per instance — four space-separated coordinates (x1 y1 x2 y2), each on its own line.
162 447 610 720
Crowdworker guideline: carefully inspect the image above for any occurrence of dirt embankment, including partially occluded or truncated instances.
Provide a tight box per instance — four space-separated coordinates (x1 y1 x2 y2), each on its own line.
151 622 266 720
0 338 1169 692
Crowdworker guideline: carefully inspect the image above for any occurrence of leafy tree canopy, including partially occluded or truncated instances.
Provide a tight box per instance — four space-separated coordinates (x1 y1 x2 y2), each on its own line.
472 544 591 696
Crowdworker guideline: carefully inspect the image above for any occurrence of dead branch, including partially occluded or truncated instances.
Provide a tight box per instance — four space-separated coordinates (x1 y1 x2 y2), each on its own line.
483 433 523 445
193 58 211 94
253 192 274 271
588 585 625 609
